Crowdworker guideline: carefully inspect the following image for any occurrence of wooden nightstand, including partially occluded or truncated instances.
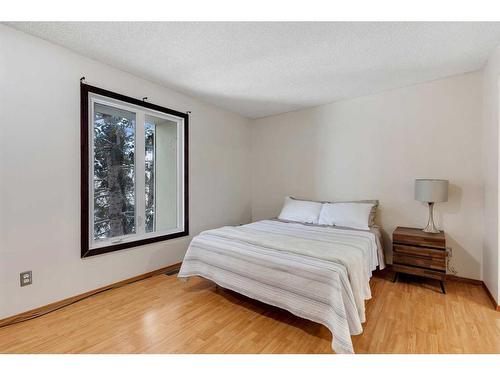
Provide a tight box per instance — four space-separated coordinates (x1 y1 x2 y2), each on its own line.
392 227 447 294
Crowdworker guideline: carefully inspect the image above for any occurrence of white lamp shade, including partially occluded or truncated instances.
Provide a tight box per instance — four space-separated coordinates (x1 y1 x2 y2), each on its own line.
415 179 449 203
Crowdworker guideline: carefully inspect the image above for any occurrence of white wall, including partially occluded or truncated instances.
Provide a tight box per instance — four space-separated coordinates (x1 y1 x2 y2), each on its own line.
251 72 484 280
481 46 500 304
0 25 252 319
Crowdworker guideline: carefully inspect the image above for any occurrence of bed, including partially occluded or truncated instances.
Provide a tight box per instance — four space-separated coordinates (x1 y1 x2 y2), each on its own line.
178 218 385 354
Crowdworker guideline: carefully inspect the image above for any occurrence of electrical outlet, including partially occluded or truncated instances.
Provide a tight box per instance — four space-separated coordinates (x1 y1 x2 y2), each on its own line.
20 271 32 287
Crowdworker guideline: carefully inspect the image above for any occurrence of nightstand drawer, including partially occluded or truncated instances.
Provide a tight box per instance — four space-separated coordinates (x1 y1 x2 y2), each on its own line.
393 252 446 271
392 264 445 280
393 227 445 249
393 244 446 259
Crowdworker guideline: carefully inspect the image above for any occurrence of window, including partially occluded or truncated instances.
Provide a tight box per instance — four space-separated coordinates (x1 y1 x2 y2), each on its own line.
81 84 188 257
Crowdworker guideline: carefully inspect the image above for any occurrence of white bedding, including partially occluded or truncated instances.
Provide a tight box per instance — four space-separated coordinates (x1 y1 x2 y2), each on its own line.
178 219 383 354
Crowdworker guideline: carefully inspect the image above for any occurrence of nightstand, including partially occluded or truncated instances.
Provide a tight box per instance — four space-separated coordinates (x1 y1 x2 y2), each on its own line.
392 226 447 294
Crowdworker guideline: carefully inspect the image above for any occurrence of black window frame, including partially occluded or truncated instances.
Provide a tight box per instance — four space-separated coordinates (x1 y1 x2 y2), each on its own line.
81 83 189 258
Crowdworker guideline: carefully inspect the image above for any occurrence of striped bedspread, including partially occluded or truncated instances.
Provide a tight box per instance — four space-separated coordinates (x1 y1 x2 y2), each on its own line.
178 219 382 354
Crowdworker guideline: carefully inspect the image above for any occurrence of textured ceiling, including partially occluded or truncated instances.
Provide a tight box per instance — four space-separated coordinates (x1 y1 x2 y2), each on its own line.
7 22 500 118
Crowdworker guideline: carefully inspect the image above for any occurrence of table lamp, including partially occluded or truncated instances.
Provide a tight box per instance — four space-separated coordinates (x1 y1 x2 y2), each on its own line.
415 179 449 233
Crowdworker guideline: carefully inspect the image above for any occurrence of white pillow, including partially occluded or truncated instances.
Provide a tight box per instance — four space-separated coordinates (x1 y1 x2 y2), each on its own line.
318 202 374 230
278 197 322 224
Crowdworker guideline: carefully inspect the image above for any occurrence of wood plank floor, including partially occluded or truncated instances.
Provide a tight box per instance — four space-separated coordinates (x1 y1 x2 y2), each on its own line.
0 271 499 353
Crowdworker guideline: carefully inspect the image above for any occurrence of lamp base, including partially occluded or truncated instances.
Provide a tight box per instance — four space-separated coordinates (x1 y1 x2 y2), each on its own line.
422 202 440 233
422 223 440 234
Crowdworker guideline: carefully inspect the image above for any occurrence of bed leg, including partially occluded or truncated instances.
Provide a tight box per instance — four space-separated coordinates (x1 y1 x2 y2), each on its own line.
393 272 398 283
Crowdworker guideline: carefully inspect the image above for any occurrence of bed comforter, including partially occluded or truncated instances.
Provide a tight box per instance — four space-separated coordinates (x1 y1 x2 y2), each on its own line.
178 219 383 354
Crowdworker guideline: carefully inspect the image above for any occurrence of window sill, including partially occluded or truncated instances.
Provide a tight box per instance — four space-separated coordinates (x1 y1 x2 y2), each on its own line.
81 229 189 258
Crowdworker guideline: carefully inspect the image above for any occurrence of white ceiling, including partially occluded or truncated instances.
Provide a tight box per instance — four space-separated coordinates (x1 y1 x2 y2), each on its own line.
7 22 500 118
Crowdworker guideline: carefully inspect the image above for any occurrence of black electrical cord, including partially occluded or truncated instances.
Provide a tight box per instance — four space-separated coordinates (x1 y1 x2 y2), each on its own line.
0 269 179 329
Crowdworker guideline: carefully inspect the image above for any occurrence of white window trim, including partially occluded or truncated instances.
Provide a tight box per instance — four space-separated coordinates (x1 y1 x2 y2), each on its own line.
88 93 185 250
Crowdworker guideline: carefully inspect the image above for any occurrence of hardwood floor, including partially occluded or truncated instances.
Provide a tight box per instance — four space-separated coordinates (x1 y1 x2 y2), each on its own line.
0 271 499 354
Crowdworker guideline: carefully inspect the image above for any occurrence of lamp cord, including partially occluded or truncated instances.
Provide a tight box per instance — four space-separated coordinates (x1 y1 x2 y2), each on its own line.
446 247 458 275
